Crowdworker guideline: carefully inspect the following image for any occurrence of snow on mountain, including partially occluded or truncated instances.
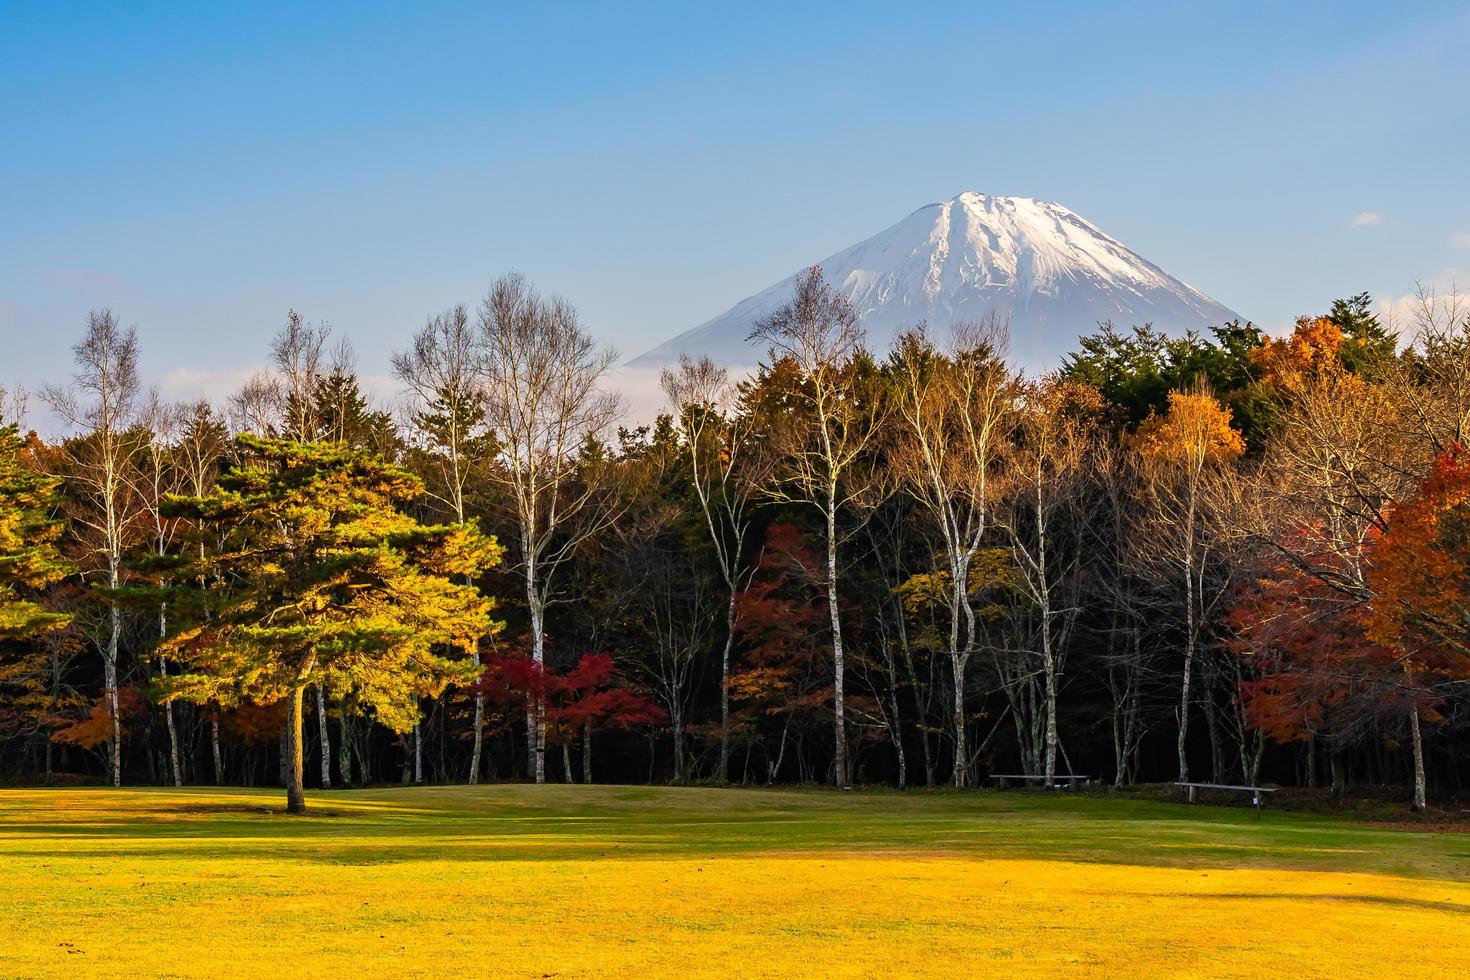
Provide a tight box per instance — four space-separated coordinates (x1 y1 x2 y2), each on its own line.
629 193 1241 369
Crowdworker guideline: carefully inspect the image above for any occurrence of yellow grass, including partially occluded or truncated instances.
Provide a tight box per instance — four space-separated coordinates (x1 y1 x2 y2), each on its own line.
1 785 1467 977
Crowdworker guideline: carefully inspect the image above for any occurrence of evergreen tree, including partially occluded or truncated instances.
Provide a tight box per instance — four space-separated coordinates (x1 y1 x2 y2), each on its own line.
0 425 73 640
160 435 502 812
1328 292 1398 375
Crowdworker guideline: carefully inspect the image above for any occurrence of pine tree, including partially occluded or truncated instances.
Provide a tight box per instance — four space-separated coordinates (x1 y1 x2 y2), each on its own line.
0 425 74 641
160 435 502 812
1328 292 1398 375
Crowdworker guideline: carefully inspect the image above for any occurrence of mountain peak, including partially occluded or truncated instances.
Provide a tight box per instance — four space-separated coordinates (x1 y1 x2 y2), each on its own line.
631 194 1240 369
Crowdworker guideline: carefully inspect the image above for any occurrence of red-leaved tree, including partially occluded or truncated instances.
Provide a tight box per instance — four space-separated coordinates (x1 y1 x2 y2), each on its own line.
477 649 664 783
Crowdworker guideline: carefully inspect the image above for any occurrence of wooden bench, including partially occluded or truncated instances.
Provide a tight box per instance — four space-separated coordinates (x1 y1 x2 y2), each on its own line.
989 774 1092 791
1176 782 1277 818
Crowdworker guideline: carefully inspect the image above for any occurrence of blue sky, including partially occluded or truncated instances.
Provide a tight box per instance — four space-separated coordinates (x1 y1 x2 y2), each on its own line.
3 1 1468 419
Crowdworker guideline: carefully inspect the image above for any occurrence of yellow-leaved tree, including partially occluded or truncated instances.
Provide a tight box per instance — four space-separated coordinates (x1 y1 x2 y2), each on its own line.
160 435 502 813
1132 386 1245 783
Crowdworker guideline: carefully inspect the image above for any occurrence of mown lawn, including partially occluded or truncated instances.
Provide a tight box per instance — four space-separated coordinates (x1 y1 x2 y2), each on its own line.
1 784 1466 977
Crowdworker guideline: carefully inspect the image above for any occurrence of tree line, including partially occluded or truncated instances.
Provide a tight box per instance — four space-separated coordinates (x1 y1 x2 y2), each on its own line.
3 269 1468 810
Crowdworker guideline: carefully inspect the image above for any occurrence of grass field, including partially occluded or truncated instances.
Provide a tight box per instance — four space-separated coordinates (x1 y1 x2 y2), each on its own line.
1 785 1467 977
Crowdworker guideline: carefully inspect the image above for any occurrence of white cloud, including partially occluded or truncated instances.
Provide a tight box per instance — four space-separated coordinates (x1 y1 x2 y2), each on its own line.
1350 211 1382 228
1451 231 1470 249
156 366 265 402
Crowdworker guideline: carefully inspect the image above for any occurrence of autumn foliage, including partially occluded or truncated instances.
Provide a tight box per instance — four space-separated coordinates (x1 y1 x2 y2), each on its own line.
1369 446 1470 685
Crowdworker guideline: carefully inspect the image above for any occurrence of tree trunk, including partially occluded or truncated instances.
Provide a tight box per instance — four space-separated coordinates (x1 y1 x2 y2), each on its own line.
1177 554 1195 784
889 683 907 790
413 719 423 784
106 600 122 786
1041 629 1058 787
527 549 546 785
159 657 182 787
285 686 306 814
897 614 933 788
671 699 686 782
159 604 182 788
211 718 224 784
951 655 969 787
338 712 353 787
769 712 793 785
825 504 849 788
469 646 485 785
718 590 736 782
1202 688 1224 783
316 685 331 789
1409 706 1427 812
1330 749 1345 800
583 720 593 784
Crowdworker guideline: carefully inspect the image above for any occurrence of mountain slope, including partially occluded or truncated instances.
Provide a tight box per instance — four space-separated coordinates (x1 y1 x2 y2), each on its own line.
630 193 1241 369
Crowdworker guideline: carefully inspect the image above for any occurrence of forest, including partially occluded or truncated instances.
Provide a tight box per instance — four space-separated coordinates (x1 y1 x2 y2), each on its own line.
3 268 1468 813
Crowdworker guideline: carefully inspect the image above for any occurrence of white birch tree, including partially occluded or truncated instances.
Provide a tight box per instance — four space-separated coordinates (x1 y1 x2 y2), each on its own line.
476 273 620 784
749 267 886 788
889 321 1014 786
660 355 760 782
43 310 148 786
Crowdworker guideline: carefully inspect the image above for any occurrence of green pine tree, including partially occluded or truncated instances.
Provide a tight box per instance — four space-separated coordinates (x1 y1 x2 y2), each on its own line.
160 435 502 812
0 425 74 640
1328 292 1398 375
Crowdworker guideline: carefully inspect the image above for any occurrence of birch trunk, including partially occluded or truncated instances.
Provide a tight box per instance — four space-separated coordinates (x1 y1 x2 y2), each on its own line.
527 549 546 784
888 683 907 790
1176 545 1195 784
583 720 593 784
469 647 485 785
413 720 423 784
160 659 181 786
316 685 331 789
1409 706 1426 812
825 502 849 788
106 596 121 786
158 602 182 787
718 590 736 782
950 656 969 787
670 698 686 781
211 718 224 784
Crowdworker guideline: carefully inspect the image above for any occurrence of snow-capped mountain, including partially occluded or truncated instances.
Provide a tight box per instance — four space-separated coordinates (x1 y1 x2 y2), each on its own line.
630 192 1241 369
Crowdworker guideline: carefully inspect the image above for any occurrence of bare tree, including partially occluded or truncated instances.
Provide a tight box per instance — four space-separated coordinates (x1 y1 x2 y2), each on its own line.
173 400 229 783
998 377 1101 785
749 267 887 788
660 355 761 781
889 321 1014 786
1395 281 1470 451
273 310 330 443
1091 439 1159 786
393 305 494 783
43 310 148 786
1131 384 1244 783
138 394 185 786
476 273 621 784
0 384 28 428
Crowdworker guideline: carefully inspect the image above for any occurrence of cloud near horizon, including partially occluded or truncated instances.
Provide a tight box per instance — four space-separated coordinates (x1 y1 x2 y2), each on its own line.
1351 211 1382 228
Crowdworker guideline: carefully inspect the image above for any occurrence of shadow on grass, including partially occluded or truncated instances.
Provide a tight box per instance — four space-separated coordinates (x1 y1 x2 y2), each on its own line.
1168 892 1470 914
3 787 1467 884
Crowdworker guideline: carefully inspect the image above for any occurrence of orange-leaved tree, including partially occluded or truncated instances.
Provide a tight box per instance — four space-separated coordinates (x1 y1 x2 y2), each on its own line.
1132 385 1245 783
1368 445 1470 809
